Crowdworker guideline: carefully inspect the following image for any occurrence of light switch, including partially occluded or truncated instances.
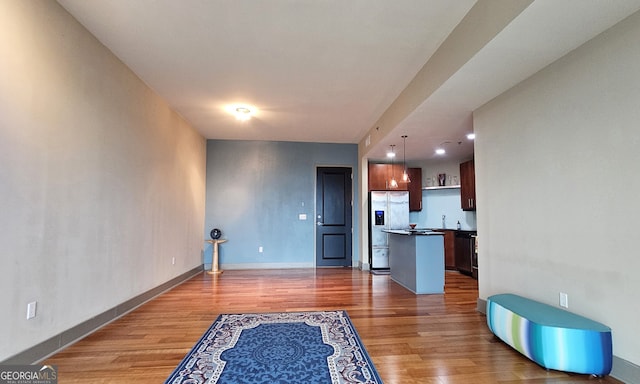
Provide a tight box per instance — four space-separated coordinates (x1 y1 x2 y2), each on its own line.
299 214 307 220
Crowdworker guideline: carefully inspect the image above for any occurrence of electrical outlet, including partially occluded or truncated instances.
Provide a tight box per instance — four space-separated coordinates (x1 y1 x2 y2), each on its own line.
27 301 37 320
172 257 176 265
259 246 263 253
559 292 569 308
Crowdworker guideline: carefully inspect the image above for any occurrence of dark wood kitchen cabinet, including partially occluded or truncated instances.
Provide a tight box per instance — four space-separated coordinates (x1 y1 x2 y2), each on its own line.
368 163 406 191
407 167 422 211
368 163 388 190
460 159 476 211
443 230 456 269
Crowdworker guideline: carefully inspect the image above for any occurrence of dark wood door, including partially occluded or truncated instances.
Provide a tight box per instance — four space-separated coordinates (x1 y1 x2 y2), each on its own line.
316 167 352 267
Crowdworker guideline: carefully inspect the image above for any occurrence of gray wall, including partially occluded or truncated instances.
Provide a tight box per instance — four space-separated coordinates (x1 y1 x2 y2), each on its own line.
205 140 358 269
0 1 206 361
475 10 640 367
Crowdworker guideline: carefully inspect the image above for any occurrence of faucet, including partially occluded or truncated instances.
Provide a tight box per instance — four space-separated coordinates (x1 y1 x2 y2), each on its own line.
442 214 446 229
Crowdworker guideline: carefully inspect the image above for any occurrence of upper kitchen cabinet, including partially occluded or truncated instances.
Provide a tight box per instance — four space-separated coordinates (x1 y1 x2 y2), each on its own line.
460 159 476 211
407 167 422 211
368 163 408 191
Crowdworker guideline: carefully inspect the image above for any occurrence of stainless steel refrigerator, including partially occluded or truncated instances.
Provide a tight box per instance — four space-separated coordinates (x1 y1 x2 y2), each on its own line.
368 190 410 269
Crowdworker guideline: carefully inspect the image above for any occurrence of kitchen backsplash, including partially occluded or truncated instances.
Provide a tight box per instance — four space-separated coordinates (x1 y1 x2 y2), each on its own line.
409 188 477 230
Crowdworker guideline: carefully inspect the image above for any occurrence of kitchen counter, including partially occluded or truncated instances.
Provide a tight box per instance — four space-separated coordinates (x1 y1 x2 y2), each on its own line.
428 228 477 233
383 229 444 236
386 230 444 294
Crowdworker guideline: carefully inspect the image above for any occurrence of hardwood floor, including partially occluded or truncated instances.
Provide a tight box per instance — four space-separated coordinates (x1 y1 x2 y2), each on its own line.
45 269 622 383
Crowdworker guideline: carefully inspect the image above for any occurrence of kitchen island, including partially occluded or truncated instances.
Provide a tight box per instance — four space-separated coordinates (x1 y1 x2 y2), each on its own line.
385 230 445 294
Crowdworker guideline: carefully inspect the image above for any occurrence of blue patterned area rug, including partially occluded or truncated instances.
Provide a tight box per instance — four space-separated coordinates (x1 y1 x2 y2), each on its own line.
165 310 383 384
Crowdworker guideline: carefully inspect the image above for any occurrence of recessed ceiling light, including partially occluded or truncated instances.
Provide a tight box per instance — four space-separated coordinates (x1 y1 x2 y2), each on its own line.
466 133 475 140
435 148 446 155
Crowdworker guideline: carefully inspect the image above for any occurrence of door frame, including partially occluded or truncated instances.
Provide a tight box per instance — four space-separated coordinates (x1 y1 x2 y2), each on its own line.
314 165 354 268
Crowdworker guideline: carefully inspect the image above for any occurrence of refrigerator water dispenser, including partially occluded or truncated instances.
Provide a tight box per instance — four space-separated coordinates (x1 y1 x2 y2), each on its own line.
375 210 385 225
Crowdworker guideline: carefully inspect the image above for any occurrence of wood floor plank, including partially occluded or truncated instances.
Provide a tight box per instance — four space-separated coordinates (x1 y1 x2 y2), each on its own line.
45 269 622 383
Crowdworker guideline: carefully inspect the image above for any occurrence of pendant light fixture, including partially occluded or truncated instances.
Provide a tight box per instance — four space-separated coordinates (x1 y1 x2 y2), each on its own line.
388 145 398 188
401 135 410 183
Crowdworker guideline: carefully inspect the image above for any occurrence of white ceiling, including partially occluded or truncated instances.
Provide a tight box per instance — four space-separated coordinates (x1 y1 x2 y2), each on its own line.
57 0 640 163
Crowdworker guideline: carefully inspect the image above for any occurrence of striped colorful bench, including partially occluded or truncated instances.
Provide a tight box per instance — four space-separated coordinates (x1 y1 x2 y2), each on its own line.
486 293 612 376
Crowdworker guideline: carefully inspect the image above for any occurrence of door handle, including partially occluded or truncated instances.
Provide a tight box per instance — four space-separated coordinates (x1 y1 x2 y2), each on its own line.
317 222 324 226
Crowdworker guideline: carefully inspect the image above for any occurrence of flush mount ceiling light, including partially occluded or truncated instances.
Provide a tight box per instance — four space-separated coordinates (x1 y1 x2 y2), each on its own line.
234 107 252 121
467 133 476 140
226 104 255 121
435 148 446 155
